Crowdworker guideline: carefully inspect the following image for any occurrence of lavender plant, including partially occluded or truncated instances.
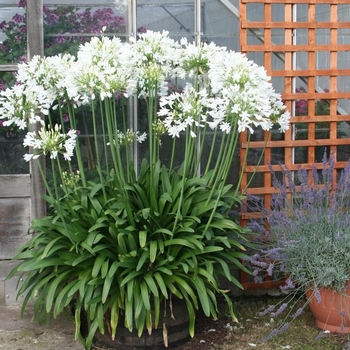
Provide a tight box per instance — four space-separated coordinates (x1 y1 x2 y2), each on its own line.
248 151 350 340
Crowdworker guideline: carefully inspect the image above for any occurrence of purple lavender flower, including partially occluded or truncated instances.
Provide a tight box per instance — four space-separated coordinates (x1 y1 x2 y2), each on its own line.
270 303 288 317
314 287 322 304
280 278 295 292
315 331 327 341
258 304 276 317
267 263 274 276
290 307 304 319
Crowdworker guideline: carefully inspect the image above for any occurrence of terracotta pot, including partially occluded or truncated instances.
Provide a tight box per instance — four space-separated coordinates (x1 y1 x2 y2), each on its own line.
306 281 350 333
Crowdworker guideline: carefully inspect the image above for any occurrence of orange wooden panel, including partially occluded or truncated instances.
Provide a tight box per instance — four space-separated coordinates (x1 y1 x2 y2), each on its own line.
239 0 350 290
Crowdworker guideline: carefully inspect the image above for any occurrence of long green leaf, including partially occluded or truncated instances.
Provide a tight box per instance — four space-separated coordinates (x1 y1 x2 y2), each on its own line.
92 255 106 278
45 270 72 313
120 270 142 286
139 230 147 248
144 274 159 297
192 277 210 316
140 280 151 310
110 298 119 340
149 240 157 263
153 272 168 299
136 250 149 271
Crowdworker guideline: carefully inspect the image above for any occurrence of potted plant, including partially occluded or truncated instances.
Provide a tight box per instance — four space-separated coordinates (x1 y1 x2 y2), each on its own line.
2 31 289 349
248 151 350 341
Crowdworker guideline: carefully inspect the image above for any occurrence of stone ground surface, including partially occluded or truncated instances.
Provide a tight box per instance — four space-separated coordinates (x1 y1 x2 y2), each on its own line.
0 260 84 350
0 303 84 350
0 261 236 350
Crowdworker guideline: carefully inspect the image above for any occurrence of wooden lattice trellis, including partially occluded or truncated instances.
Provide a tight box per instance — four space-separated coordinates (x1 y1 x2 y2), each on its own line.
239 0 350 289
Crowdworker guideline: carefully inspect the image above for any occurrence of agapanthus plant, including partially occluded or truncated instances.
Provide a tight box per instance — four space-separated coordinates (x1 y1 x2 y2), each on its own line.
2 30 289 349
247 151 350 342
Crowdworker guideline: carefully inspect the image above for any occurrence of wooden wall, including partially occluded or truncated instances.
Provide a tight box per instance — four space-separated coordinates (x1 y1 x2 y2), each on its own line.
0 175 31 259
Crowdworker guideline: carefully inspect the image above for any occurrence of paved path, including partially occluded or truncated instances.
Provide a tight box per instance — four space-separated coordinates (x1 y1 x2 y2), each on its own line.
0 303 84 350
0 261 83 350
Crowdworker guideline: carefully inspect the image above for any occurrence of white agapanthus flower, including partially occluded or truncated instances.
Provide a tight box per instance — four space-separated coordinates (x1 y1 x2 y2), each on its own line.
178 38 226 80
208 49 290 133
23 123 77 161
158 84 211 138
130 30 182 98
0 30 290 169
107 129 147 147
17 54 75 104
0 84 42 129
67 36 135 102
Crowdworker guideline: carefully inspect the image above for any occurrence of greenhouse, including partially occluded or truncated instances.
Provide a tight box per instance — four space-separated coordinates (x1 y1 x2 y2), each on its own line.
1 1 350 349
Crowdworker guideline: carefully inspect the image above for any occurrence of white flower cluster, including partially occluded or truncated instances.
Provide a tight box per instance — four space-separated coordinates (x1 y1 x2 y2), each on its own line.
0 54 74 131
0 30 290 163
130 30 182 98
23 123 77 161
158 84 214 138
69 36 135 102
158 41 290 136
107 129 147 147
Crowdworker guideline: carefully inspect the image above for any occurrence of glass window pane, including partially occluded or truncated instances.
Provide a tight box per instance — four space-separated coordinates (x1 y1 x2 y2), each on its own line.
0 128 28 174
0 1 28 173
203 0 240 51
43 1 128 56
0 1 26 65
137 0 195 42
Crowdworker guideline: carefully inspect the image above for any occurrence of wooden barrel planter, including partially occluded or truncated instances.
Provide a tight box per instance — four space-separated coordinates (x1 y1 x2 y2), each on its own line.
93 299 190 349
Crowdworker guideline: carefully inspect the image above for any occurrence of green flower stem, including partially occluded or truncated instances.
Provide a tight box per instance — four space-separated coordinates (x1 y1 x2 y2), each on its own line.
239 131 270 195
202 123 240 232
195 120 209 177
172 128 191 234
99 100 109 174
55 156 69 195
204 127 219 175
169 136 177 173
35 157 53 199
64 93 86 187
91 99 107 201
57 105 73 175
50 158 60 201
104 98 125 185
207 130 228 189
147 93 159 184
120 98 132 181
217 123 240 188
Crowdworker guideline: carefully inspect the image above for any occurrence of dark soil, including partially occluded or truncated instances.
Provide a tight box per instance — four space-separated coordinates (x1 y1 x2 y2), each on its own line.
171 312 231 350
